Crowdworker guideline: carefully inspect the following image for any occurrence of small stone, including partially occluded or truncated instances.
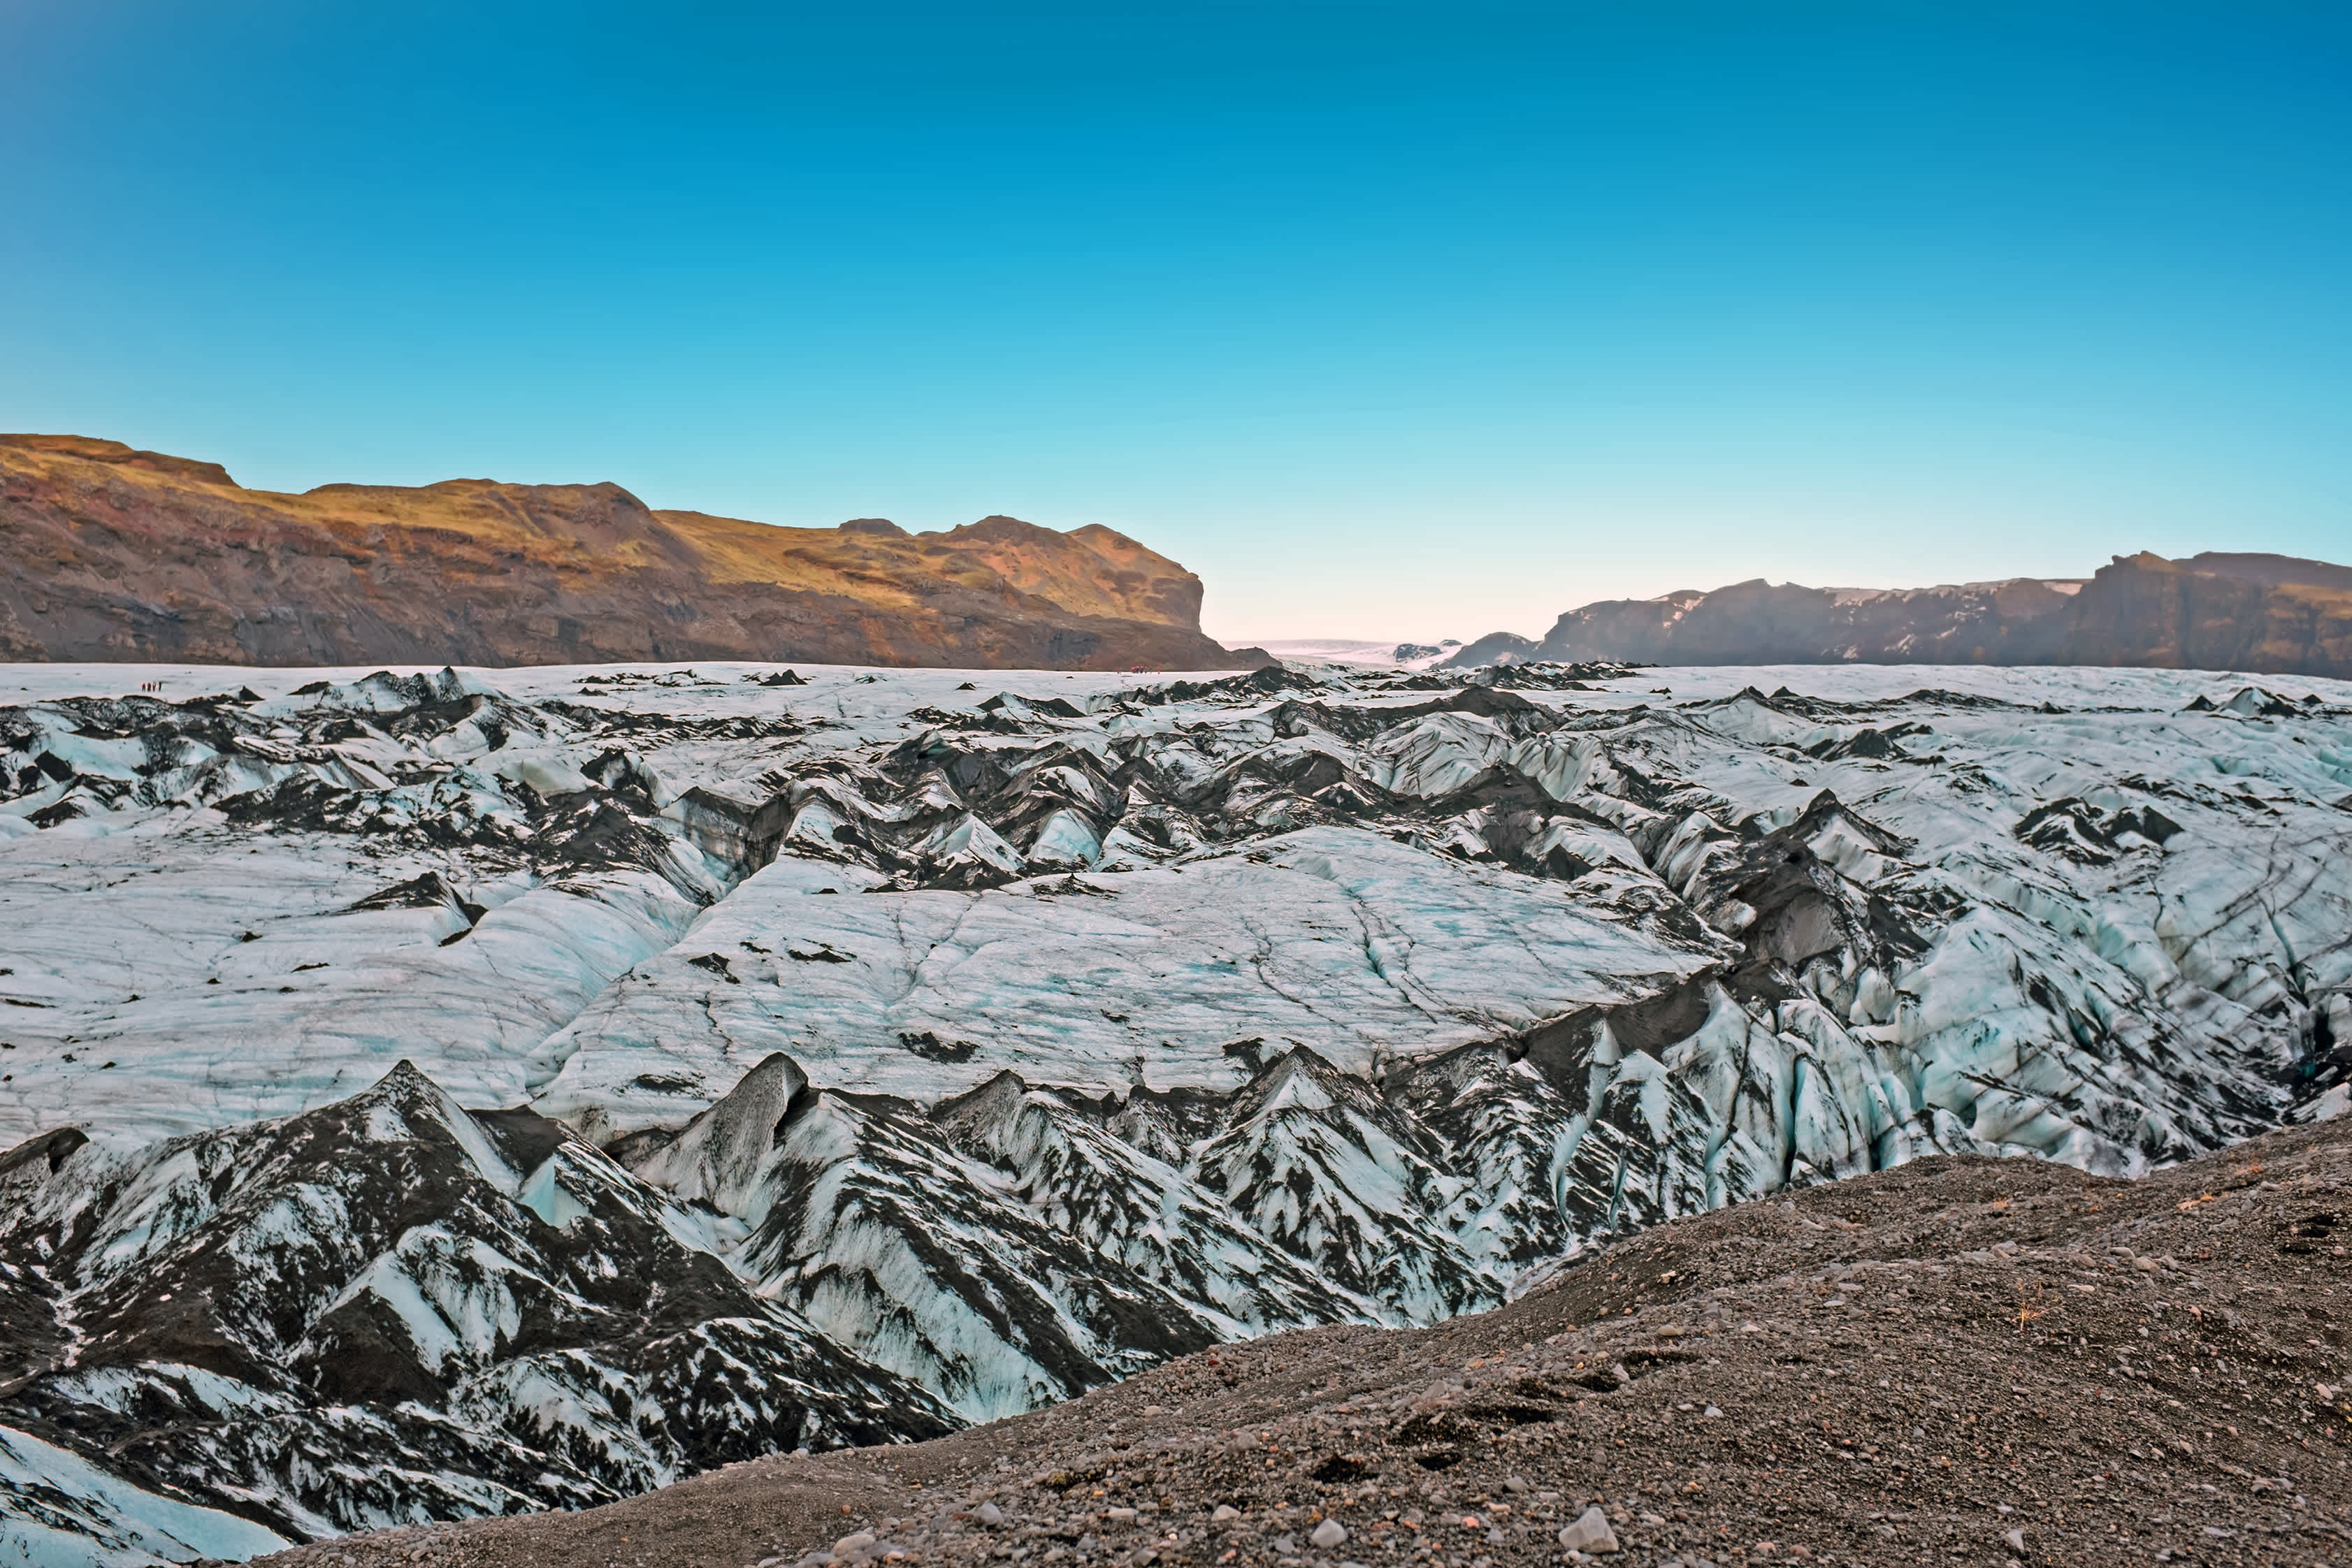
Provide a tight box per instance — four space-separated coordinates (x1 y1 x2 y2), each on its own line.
1142 1404 1166 1416
1503 1478 1529 1495
1213 1504 1242 1523
2004 1528 2026 1553
976 1504 1004 1527
1311 1520 1348 1549
835 1534 877 1558
1271 1534 1298 1555
1703 1405 1723 1418
1557 1507 1619 1555
1106 1507 1138 1523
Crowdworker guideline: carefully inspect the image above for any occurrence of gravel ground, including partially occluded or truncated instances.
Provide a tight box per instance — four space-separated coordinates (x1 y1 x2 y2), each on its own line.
237 1115 2352 1568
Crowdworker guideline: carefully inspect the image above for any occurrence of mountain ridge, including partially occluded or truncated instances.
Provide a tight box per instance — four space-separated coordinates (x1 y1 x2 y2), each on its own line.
0 434 1253 672
1448 550 2352 676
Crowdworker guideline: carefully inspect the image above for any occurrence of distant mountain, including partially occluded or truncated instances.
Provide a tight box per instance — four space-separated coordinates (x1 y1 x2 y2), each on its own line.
1448 551 2352 677
1244 639 1459 669
0 434 1255 670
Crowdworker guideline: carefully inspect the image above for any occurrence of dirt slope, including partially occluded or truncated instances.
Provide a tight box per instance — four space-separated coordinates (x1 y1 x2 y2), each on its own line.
0 435 1248 670
237 1114 2352 1568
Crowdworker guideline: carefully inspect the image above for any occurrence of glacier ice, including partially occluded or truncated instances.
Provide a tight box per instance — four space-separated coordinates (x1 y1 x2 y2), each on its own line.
3 653 2350 1551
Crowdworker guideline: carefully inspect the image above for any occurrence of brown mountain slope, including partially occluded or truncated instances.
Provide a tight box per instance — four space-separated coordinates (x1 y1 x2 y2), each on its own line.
1450 550 2352 676
0 435 1251 670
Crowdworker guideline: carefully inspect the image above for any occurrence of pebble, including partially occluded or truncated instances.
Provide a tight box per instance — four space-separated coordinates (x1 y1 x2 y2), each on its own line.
834 1533 876 1558
976 1504 1004 1527
1311 1520 1348 1548
1557 1507 1620 1555
1213 1504 1242 1523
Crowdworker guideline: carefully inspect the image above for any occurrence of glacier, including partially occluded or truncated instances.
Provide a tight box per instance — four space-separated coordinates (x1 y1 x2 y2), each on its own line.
2 655 2349 1556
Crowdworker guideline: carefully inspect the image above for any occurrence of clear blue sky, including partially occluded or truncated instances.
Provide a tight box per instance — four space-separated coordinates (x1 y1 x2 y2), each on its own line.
3 2 2347 642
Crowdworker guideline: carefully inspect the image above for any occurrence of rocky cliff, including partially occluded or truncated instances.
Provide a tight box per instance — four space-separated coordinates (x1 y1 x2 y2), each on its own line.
0 434 1250 670
1454 551 2352 676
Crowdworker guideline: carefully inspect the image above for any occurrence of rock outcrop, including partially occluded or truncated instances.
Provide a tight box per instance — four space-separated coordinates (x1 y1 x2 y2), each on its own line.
0 434 1252 670
1453 551 2352 676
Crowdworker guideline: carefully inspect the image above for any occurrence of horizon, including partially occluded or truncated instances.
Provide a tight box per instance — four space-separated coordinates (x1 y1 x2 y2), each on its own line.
4 1 2348 641
14 423 2264 651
